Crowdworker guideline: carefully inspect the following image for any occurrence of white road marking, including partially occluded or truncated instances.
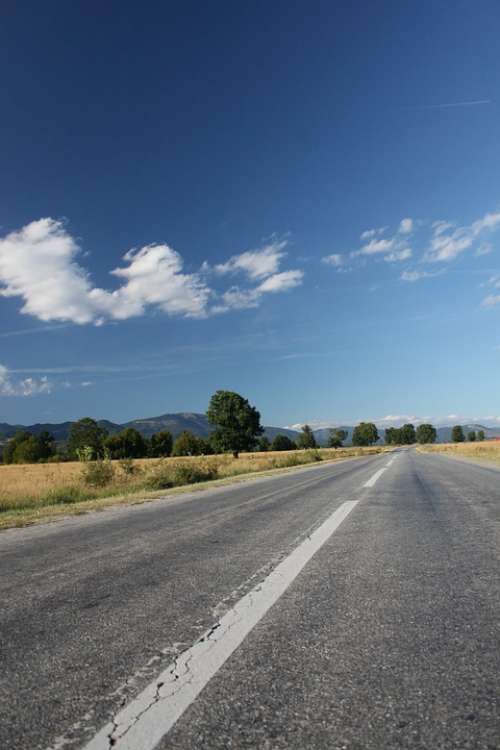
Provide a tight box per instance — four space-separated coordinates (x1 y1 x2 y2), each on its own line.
363 467 386 488
82 501 359 750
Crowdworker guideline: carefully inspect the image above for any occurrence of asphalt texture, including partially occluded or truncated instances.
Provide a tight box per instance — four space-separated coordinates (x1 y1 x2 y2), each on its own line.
1 448 500 749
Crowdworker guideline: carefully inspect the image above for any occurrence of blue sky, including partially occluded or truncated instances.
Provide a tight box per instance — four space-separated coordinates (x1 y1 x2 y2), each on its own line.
1 1 500 428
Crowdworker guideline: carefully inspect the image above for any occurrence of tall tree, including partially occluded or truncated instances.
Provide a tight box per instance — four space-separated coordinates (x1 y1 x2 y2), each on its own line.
352 422 379 446
467 430 476 442
271 434 296 451
385 427 401 445
415 424 437 444
172 430 205 456
451 425 465 443
257 436 271 452
105 428 148 459
477 430 485 441
68 418 108 459
207 390 263 458
296 424 317 449
400 423 416 445
328 428 347 448
149 430 173 457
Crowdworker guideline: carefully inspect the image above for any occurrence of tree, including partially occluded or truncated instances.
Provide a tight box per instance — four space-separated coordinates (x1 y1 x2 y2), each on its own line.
13 435 44 464
257 436 271 452
2 431 32 464
37 430 56 460
149 430 173 457
207 390 263 458
385 427 401 445
172 430 205 456
197 437 215 455
416 423 437 444
328 429 347 448
352 422 379 446
2 430 55 464
105 428 148 459
271 434 296 451
68 418 108 459
400 423 416 445
467 430 476 442
451 425 465 443
477 430 485 441
296 424 317 449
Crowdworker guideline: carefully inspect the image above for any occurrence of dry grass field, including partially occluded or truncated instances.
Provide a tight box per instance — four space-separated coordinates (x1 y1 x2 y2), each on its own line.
0 446 389 528
418 440 500 465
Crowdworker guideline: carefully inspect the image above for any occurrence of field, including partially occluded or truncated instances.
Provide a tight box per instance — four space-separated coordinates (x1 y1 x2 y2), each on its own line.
418 440 500 465
0 446 389 529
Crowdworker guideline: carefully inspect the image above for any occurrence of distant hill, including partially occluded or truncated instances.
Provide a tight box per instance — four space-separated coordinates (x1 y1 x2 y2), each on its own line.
1 415 499 446
0 413 300 444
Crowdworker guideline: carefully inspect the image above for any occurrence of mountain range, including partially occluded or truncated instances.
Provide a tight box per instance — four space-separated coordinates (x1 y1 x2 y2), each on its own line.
1 413 499 445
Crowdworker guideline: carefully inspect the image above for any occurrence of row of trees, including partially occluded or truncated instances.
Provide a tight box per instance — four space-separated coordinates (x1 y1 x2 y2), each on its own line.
2 387 488 464
451 426 485 443
385 423 435 445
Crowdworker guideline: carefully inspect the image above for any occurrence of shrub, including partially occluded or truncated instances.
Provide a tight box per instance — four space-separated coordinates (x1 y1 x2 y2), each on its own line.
45 486 87 505
144 461 218 490
118 458 139 477
305 449 323 462
170 463 218 486
81 460 115 487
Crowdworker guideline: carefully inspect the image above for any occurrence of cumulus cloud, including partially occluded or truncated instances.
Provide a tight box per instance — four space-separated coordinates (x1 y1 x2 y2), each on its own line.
352 218 414 260
0 220 303 324
214 240 287 279
425 209 500 262
0 364 53 396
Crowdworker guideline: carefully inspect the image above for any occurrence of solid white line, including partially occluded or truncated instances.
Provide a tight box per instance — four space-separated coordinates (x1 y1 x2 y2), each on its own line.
82 501 359 750
363 467 386 488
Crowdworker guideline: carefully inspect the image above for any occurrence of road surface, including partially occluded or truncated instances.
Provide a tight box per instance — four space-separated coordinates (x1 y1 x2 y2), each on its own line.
1 448 499 749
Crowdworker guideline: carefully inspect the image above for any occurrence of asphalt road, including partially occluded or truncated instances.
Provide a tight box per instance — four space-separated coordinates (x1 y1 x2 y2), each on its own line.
1 448 500 749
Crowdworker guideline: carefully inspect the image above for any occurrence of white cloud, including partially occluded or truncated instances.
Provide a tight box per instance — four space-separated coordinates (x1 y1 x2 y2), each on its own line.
476 242 493 256
354 237 394 257
257 270 303 293
401 269 443 282
108 244 210 319
212 270 304 314
480 274 500 306
482 294 500 307
0 220 303 325
384 248 412 262
214 240 287 279
378 414 420 424
322 253 343 267
360 227 386 240
399 218 413 234
0 364 53 397
425 209 500 262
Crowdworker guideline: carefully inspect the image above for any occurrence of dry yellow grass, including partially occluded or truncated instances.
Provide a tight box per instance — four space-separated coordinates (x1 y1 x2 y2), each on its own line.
418 440 500 465
0 445 390 529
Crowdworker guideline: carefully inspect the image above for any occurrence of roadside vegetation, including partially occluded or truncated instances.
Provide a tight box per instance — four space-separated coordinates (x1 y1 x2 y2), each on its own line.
0 444 389 528
3 387 452 528
417 440 500 465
